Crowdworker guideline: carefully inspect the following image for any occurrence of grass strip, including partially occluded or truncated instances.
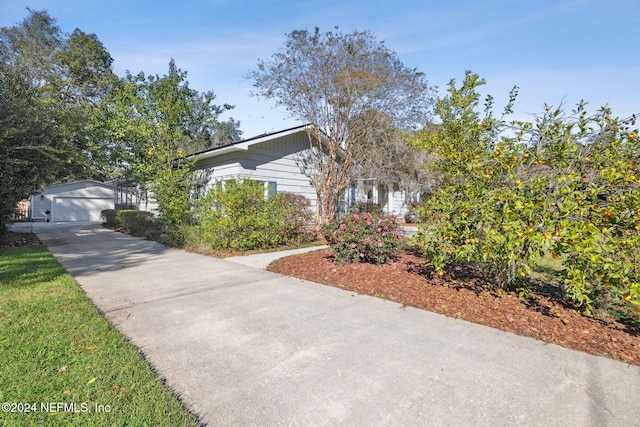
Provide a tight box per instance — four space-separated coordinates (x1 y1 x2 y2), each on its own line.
0 245 200 426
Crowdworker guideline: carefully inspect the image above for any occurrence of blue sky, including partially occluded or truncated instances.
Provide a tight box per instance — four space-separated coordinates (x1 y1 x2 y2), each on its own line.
2 0 638 138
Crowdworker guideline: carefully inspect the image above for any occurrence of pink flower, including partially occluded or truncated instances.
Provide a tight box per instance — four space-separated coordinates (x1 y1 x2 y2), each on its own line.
339 223 346 230
351 243 357 248
377 227 382 232
378 218 384 224
353 213 360 220
377 241 383 247
366 221 372 226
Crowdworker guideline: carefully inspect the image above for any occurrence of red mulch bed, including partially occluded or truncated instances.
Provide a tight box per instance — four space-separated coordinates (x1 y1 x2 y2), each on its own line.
268 249 640 366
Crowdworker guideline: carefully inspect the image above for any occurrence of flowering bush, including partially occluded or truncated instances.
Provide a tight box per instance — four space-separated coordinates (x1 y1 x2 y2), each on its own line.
321 212 403 264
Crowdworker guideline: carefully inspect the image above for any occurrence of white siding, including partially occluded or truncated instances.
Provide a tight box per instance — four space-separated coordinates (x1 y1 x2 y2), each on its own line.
353 180 410 217
52 197 114 221
390 184 407 217
196 130 318 210
192 126 417 218
31 181 115 221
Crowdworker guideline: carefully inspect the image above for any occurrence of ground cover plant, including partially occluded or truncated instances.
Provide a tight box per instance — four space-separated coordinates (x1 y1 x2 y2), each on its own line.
0 237 200 426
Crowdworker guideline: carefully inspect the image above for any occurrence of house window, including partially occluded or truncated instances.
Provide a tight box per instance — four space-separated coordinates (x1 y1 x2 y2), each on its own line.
267 181 277 199
254 180 277 199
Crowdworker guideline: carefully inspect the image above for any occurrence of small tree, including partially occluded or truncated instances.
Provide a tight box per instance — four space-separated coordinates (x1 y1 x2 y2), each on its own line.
249 27 434 223
412 71 640 315
101 60 240 233
411 71 540 289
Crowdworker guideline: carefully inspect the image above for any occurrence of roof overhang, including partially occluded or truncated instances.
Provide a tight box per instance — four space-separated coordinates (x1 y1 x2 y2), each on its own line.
187 124 316 163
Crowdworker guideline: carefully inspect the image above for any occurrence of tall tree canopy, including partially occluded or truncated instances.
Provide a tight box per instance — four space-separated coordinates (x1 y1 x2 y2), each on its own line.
99 59 242 229
249 27 434 222
1 9 241 235
0 9 116 234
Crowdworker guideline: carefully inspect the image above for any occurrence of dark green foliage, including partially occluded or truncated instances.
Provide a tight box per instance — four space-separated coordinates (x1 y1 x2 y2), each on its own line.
102 209 159 239
101 209 117 227
282 193 316 243
0 10 117 235
0 62 71 236
115 210 157 237
101 60 241 233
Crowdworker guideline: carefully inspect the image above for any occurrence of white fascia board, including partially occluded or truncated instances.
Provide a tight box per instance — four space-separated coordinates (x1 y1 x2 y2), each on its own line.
189 124 313 162
194 144 248 161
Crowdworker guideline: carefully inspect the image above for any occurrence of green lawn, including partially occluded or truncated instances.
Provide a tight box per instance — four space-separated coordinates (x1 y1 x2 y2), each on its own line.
0 245 200 426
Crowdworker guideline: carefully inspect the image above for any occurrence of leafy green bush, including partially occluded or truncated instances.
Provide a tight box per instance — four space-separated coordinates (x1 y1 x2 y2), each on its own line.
101 209 117 227
193 178 312 251
349 201 383 215
321 212 402 264
115 210 157 237
282 193 316 243
410 71 640 316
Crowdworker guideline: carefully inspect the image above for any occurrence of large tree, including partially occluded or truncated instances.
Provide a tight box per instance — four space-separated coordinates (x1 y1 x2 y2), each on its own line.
249 27 434 223
0 9 117 181
100 60 242 230
0 62 69 235
0 9 116 234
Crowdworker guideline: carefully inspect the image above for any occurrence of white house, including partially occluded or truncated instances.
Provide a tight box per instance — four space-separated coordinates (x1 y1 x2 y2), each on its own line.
31 180 116 222
26 126 420 223
192 124 420 218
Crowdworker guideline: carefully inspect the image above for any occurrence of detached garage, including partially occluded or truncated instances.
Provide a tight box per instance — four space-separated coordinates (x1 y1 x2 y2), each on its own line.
31 180 115 222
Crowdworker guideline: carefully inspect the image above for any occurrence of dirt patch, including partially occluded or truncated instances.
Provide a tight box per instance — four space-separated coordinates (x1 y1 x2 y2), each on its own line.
0 231 42 248
268 249 640 366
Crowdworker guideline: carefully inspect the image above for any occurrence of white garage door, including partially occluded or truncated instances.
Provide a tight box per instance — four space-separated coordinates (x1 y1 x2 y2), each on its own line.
52 197 114 222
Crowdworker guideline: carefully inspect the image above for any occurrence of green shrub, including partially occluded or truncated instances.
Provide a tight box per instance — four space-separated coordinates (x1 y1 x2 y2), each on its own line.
410 70 640 316
282 193 315 243
193 178 312 251
115 210 157 237
101 209 117 227
349 201 383 215
321 212 402 264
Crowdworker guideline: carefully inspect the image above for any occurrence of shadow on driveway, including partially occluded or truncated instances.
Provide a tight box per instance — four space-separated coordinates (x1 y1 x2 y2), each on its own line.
31 222 171 277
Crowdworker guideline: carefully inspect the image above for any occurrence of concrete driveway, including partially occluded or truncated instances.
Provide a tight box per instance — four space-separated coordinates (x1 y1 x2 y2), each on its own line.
21 222 640 426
